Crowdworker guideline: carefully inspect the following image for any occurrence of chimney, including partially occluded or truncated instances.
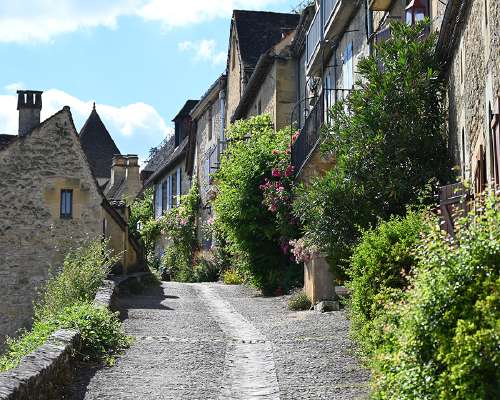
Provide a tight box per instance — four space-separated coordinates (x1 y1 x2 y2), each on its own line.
17 90 43 136
124 155 141 200
110 155 126 187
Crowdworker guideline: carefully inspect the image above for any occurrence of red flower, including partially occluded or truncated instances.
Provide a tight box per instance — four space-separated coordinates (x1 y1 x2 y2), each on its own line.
285 165 294 177
272 168 281 178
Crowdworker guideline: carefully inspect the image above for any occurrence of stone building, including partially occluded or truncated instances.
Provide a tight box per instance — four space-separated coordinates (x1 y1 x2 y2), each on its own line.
143 100 198 257
0 91 142 348
436 0 500 193
230 30 297 131
225 10 300 126
187 75 226 248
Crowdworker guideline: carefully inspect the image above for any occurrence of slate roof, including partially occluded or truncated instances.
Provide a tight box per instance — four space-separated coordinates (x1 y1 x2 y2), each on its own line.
172 100 199 121
104 177 126 202
0 134 16 151
144 136 189 188
79 106 121 179
233 10 300 69
143 135 176 173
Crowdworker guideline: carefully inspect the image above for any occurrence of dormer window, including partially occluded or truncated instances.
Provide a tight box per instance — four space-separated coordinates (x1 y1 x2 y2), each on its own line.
405 0 428 25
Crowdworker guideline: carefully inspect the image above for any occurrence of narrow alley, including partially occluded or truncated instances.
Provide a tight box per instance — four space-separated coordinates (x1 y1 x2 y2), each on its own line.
65 282 369 400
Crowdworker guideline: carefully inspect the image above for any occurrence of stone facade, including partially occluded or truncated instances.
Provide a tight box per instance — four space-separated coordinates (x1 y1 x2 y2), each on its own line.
226 28 244 127
0 108 104 347
191 76 226 248
441 0 500 190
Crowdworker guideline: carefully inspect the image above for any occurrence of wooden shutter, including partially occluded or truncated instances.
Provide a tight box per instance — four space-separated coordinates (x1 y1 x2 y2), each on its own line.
474 145 487 194
176 168 181 206
439 183 470 236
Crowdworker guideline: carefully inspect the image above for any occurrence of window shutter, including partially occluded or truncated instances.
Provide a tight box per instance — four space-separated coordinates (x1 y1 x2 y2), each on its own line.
176 168 182 205
156 184 163 218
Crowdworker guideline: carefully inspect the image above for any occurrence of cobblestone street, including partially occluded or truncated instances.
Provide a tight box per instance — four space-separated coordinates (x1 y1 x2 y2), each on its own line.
65 282 369 400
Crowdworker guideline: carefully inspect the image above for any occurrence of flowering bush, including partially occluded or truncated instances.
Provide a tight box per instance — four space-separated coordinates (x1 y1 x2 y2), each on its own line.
160 181 199 282
213 115 302 294
289 236 319 264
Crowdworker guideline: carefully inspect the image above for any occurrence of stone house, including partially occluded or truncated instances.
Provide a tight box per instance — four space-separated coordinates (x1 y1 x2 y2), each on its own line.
436 0 499 193
230 29 297 131
225 10 300 126
143 100 198 257
0 91 142 347
187 75 227 248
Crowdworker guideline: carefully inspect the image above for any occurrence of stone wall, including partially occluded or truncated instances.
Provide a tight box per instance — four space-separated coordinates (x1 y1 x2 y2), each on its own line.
194 92 225 248
0 108 103 348
0 279 117 400
226 28 243 125
447 0 500 183
245 62 277 125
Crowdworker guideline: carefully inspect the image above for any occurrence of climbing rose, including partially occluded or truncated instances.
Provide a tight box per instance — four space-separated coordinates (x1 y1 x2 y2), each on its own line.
272 168 281 178
284 165 294 177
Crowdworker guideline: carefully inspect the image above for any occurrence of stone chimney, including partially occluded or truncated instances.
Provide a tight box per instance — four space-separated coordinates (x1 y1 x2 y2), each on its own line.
110 154 126 187
17 90 43 136
124 155 141 200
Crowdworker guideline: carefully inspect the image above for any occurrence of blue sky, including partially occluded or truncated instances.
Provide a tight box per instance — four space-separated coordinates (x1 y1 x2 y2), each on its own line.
0 0 299 164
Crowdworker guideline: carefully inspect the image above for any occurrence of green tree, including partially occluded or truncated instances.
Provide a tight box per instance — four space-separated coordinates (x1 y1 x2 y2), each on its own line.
294 21 451 272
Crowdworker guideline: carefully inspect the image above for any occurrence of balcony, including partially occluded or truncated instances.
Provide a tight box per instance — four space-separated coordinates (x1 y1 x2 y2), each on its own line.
291 88 351 176
306 0 357 76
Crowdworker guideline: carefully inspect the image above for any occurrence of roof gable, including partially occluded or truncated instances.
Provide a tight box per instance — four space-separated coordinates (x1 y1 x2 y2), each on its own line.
233 10 300 69
79 106 121 179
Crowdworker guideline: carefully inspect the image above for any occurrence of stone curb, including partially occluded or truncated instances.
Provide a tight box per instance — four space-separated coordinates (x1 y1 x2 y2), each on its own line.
0 278 117 400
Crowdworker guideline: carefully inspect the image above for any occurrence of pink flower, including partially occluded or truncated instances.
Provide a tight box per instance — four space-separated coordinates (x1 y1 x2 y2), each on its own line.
179 218 188 226
285 165 294 177
269 204 277 213
207 217 214 225
277 185 284 192
271 168 281 178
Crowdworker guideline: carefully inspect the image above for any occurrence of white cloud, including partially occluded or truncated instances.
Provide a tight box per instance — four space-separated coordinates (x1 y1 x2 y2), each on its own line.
0 0 287 43
178 39 226 66
0 86 172 163
4 82 24 93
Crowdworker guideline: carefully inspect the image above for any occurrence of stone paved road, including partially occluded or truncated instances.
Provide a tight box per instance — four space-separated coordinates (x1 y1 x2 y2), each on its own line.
65 282 369 400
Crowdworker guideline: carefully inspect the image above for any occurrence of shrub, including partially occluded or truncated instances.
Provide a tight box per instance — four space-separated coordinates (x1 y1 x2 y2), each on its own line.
160 181 199 282
213 115 301 293
35 238 117 320
288 291 311 311
0 239 126 372
293 21 451 273
223 269 244 285
55 302 130 364
128 187 158 268
192 251 221 282
0 320 57 372
371 193 500 399
347 211 424 355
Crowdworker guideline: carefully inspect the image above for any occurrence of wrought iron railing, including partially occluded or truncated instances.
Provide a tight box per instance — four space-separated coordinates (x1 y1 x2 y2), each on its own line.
290 88 351 176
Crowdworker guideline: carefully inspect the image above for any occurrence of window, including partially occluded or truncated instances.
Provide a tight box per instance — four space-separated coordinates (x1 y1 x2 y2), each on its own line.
60 189 73 219
405 0 428 25
162 179 168 213
171 171 177 207
484 0 488 26
155 183 162 218
176 168 182 206
343 42 353 90
208 107 213 141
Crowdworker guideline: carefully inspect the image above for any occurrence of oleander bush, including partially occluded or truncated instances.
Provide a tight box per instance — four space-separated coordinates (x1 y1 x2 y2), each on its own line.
370 193 500 399
213 115 301 294
347 211 424 355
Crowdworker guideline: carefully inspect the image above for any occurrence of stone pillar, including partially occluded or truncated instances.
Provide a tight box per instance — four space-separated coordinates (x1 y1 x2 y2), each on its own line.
304 254 337 304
